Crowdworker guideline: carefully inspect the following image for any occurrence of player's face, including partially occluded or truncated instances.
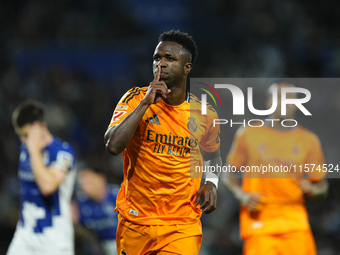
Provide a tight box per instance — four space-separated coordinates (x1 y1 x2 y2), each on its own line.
78 169 106 199
15 123 32 144
153 41 191 87
267 83 297 119
15 122 46 144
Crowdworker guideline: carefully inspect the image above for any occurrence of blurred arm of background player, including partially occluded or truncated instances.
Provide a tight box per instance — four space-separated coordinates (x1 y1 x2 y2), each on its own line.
221 170 263 212
222 169 329 212
297 178 329 201
21 121 68 196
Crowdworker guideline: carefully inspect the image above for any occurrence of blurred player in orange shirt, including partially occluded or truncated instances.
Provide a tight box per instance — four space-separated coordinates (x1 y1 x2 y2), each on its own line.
223 82 328 255
104 30 222 255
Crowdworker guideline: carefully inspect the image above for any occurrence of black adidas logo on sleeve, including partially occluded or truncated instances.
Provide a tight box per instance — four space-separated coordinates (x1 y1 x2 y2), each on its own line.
145 114 161 125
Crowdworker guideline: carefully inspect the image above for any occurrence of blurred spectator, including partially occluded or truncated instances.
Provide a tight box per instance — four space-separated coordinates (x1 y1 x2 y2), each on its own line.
72 162 119 255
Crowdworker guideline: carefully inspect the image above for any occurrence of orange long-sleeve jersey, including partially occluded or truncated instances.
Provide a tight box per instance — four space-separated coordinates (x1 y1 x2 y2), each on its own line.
227 124 326 239
108 87 220 225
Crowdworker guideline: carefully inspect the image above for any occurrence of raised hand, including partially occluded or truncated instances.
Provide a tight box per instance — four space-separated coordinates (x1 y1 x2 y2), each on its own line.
296 179 312 195
143 65 171 105
244 193 264 212
26 122 46 154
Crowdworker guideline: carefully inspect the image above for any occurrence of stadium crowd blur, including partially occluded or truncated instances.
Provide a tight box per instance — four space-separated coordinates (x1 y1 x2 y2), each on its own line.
1 0 340 254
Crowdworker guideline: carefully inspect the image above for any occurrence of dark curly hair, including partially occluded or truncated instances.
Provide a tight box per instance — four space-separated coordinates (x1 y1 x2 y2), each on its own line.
159 30 198 65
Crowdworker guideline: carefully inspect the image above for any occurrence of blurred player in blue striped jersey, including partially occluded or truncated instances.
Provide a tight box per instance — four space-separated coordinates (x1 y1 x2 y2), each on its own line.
73 162 119 255
7 100 76 255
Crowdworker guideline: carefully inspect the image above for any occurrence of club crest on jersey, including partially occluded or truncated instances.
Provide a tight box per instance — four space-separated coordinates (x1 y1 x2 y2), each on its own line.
112 110 127 122
187 117 197 132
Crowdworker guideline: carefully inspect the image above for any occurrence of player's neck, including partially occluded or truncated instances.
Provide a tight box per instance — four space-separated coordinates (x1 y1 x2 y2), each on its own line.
162 84 187 106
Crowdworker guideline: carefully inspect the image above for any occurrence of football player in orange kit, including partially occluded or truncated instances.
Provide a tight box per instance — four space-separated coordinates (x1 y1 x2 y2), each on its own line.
223 82 328 255
104 30 221 255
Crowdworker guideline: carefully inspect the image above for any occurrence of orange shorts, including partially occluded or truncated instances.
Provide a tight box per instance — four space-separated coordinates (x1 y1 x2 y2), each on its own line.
243 229 316 255
116 216 202 255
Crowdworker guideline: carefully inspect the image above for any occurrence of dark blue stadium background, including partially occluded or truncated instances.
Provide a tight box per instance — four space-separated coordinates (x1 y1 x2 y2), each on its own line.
0 0 340 254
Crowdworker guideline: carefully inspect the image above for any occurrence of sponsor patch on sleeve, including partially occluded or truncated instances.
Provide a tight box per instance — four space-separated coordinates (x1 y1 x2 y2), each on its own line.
111 110 127 122
116 105 128 110
53 151 74 172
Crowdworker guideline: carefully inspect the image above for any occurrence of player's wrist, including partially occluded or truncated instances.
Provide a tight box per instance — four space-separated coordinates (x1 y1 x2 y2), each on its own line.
28 148 42 157
235 190 251 205
309 181 328 198
140 98 152 107
205 173 219 189
224 179 250 205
